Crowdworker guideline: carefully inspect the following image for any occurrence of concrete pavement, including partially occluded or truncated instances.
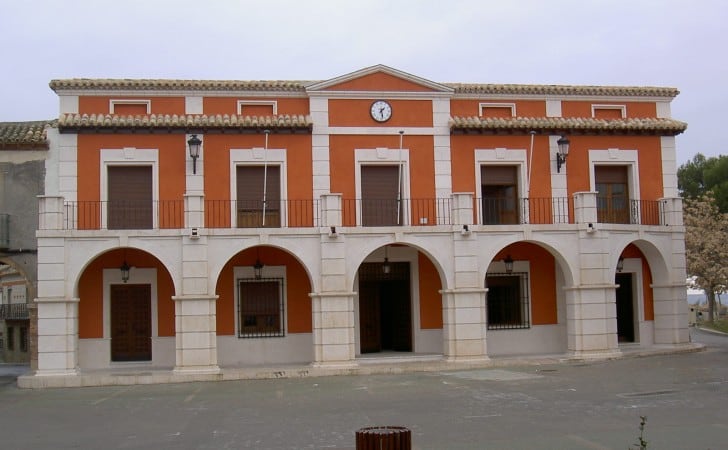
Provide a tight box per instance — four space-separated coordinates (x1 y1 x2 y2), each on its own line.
1 328 726 449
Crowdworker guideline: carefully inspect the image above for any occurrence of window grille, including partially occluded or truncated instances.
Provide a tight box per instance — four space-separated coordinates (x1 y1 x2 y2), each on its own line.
238 278 284 338
486 272 530 330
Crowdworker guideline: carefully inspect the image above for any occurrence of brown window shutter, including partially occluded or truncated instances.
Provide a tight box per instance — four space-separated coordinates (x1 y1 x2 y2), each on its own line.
108 166 153 229
236 165 281 227
361 165 401 226
595 166 628 184
482 165 517 185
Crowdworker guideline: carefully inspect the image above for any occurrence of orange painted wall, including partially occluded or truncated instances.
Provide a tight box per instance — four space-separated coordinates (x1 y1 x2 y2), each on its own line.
562 101 656 118
328 99 433 127
450 134 553 198
564 135 664 201
203 97 309 116
78 249 175 339
215 247 312 335
494 243 557 325
450 99 546 117
78 97 185 115
621 244 654 321
418 252 443 329
326 72 436 92
77 134 186 203
329 134 435 225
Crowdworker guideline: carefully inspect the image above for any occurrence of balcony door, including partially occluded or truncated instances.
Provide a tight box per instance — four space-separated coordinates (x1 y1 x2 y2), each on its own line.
361 165 402 226
236 165 281 228
481 165 519 224
108 166 153 229
595 166 629 224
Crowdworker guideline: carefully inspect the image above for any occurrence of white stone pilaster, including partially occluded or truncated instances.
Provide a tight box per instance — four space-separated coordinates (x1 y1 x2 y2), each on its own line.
441 288 488 361
652 283 689 344
310 292 356 366
35 297 79 376
172 295 220 374
565 285 621 358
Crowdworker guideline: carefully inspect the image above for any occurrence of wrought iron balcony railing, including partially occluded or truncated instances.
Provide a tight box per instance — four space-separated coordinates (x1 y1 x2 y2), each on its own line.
0 303 29 320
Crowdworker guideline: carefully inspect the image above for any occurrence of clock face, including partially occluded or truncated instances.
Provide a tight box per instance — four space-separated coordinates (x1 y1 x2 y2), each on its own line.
370 100 392 122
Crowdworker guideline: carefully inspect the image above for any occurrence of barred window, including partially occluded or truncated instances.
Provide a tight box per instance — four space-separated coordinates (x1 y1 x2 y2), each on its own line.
238 278 284 338
486 272 530 330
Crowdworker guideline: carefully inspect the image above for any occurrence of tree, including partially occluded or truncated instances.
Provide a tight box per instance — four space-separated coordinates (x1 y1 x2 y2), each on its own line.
683 193 728 322
678 153 728 213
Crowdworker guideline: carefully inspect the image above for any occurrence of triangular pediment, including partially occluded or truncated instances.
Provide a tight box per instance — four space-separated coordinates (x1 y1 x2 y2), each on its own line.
306 65 453 93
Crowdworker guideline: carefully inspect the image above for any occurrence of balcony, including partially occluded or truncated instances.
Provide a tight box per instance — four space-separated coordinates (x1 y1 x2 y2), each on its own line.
0 303 28 320
42 195 675 231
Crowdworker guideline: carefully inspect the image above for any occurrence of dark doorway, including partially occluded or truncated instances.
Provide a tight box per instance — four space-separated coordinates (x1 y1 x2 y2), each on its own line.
358 262 412 353
615 273 635 343
111 284 152 361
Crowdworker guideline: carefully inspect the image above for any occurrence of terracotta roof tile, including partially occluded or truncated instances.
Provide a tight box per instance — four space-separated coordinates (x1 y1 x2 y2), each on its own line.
447 83 679 98
0 120 54 148
49 78 678 98
57 113 313 131
50 79 309 92
449 116 687 135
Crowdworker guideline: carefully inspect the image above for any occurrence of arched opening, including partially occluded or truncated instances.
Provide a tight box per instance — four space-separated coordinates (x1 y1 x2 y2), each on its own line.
76 248 176 369
486 241 567 356
214 245 314 366
355 244 443 356
615 243 656 344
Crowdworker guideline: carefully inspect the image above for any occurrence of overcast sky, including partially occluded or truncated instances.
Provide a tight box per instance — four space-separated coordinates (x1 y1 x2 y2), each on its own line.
2 0 726 164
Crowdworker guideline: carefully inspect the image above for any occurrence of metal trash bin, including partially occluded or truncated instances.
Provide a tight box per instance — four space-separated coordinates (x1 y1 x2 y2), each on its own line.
356 426 411 450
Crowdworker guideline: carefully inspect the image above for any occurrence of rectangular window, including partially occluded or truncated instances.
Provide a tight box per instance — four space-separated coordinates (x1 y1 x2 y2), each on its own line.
486 273 530 330
6 326 14 350
479 103 516 118
108 165 153 229
110 100 151 115
237 100 277 115
592 104 626 119
595 166 630 224
361 165 402 226
236 165 281 227
481 165 519 224
238 278 284 338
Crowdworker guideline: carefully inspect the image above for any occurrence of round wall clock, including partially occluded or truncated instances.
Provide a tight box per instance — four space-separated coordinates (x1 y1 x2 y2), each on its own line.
370 100 392 122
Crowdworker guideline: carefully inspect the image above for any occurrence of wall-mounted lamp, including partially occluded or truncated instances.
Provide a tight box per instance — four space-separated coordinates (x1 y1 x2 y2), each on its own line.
254 258 264 279
187 134 202 174
503 255 514 274
556 135 570 173
383 246 391 275
616 256 624 273
120 261 130 283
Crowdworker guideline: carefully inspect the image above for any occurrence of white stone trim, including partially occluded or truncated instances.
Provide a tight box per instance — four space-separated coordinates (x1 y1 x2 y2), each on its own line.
237 100 278 115
354 147 411 225
546 100 562 117
102 268 158 340
591 104 626 118
59 95 79 115
479 102 516 117
100 148 160 229
588 148 640 202
229 148 288 226
656 101 672 119
660 136 678 198
109 99 151 114
474 148 528 223
185 96 203 114
233 265 287 336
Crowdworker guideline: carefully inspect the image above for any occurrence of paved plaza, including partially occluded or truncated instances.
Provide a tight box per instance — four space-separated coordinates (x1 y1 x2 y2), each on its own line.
1 329 726 449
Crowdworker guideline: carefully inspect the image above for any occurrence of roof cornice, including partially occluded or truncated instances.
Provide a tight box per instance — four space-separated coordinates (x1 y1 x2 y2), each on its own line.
450 116 687 136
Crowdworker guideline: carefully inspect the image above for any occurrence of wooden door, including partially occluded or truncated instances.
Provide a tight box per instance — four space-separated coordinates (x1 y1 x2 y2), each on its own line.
359 279 381 353
111 284 152 361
